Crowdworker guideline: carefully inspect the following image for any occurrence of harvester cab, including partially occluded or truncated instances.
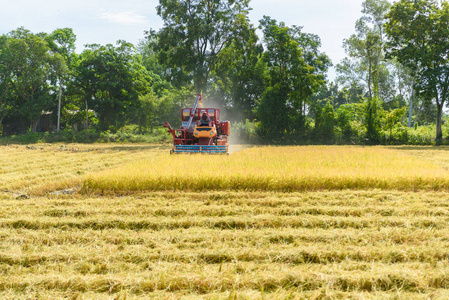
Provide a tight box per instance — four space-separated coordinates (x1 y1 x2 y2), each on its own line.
164 95 230 154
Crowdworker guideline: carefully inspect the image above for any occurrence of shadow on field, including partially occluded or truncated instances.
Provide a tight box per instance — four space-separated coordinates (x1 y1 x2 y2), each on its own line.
387 146 449 152
98 144 168 152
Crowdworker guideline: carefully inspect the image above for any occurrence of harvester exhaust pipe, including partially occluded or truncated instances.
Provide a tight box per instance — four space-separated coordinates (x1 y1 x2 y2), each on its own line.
186 94 202 130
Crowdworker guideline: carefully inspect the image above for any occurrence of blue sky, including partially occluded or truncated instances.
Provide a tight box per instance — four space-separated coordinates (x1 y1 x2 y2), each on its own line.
0 0 366 80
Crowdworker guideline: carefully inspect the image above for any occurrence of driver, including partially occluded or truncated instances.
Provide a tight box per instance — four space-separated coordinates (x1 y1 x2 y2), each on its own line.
200 112 210 126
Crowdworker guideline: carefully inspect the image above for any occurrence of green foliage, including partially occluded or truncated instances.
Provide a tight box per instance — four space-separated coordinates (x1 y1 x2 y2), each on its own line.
98 127 169 143
0 127 170 144
312 82 363 109
384 106 406 137
385 0 449 142
157 87 195 128
73 41 151 131
148 0 251 93
2 1 449 147
135 92 160 133
137 38 167 78
0 27 67 133
61 102 97 131
336 104 358 143
337 0 393 101
212 20 266 121
47 28 76 64
313 101 336 144
232 119 259 144
363 96 384 143
255 85 289 141
255 17 330 143
0 129 99 144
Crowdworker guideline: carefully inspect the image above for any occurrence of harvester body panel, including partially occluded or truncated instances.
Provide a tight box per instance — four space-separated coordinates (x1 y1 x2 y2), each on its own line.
193 126 217 139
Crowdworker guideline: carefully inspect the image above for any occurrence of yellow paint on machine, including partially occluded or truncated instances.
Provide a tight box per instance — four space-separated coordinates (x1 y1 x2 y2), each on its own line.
193 126 217 138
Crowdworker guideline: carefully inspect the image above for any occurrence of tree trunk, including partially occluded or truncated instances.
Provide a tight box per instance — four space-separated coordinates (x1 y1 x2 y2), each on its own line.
84 99 89 130
413 102 424 128
436 101 443 145
57 80 62 132
408 90 414 127
20 118 26 134
31 118 40 133
368 57 373 99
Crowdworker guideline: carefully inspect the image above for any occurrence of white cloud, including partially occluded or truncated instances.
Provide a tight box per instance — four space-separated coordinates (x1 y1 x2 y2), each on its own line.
99 10 149 25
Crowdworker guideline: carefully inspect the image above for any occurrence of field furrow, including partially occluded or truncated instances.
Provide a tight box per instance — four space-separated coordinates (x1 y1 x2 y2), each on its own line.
0 189 448 298
3 144 449 298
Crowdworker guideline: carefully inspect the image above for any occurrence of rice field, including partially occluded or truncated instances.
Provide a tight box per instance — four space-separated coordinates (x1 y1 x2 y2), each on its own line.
0 143 165 197
2 144 449 299
84 146 449 193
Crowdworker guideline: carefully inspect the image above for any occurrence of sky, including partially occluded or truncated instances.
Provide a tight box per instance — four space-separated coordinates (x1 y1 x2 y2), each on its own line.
0 0 366 80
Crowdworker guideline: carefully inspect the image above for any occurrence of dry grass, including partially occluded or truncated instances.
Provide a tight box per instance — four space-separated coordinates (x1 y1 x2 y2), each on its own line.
84 146 449 193
2 191 449 299
0 143 165 197
2 144 449 298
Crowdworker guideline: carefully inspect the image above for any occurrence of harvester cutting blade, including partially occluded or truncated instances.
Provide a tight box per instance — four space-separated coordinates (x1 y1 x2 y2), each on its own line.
173 145 228 154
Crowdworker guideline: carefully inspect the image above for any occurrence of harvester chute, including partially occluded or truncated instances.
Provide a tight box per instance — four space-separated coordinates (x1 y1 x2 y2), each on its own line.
164 95 230 154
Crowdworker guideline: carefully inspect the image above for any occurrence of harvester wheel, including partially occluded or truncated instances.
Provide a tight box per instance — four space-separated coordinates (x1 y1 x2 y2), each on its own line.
170 149 174 155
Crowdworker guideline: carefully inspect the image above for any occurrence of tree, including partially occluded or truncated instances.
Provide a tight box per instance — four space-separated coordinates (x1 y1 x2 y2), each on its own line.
363 96 384 143
384 106 406 138
147 0 251 94
313 100 336 144
47 28 76 131
361 0 391 41
311 82 364 109
74 41 151 131
255 16 330 141
47 28 76 63
155 87 194 127
389 60 418 127
1 28 66 133
336 0 392 101
0 35 11 131
211 19 266 121
336 104 359 143
385 0 449 143
137 38 168 79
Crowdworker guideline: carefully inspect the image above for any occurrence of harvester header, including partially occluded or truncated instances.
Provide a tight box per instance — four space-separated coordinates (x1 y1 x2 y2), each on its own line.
164 95 230 154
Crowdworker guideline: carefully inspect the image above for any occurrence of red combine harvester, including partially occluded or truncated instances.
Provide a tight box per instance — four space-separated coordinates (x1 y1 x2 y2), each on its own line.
164 95 230 154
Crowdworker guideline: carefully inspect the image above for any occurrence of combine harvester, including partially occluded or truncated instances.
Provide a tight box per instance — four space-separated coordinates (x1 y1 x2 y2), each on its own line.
164 95 231 154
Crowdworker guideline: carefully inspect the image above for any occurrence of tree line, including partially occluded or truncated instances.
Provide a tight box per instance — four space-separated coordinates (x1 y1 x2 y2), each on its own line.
0 0 448 145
